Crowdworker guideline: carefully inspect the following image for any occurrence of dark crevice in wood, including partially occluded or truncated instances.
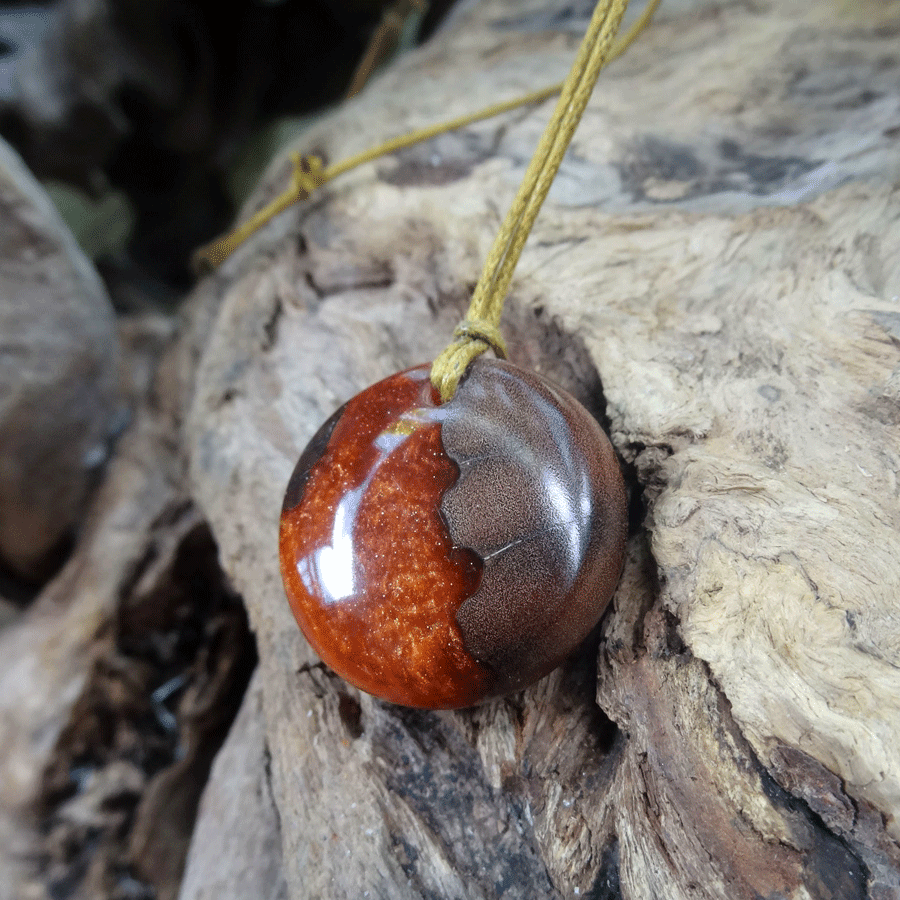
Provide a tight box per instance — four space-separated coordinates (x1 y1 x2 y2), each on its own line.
32 515 257 900
260 734 288 890
504 304 611 427
584 838 622 900
338 693 364 740
709 667 871 900
372 705 560 900
760 766 870 900
260 296 283 352
656 607 689 661
301 251 396 302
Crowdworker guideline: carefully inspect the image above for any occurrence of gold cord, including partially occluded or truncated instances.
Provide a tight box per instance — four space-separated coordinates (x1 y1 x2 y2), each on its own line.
430 0 656 402
345 0 427 100
194 156 326 272
192 85 562 274
191 0 658 275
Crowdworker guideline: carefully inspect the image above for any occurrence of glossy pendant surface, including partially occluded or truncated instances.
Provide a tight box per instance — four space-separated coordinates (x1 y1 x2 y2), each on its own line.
279 358 627 708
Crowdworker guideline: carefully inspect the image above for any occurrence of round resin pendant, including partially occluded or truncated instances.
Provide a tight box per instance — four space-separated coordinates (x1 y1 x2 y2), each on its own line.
278 358 627 708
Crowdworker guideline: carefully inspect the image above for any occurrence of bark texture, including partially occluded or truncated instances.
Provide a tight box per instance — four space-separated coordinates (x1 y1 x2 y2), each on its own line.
182 1 900 898
0 272 255 900
2 1 899 899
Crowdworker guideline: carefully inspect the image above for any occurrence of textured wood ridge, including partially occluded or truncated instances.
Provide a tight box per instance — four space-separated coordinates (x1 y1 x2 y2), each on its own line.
177 0 900 898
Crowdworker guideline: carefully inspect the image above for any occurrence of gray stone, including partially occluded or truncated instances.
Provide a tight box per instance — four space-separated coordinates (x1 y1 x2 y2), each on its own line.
0 136 120 580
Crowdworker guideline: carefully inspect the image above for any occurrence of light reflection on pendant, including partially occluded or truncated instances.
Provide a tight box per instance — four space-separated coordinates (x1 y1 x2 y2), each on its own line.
279 358 627 709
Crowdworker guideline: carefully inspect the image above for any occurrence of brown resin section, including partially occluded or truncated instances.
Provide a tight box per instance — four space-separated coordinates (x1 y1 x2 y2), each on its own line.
441 358 628 696
278 365 492 708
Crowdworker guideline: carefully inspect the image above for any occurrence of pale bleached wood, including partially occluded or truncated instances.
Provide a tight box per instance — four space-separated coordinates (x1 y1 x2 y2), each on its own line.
178 671 287 900
186 1 900 898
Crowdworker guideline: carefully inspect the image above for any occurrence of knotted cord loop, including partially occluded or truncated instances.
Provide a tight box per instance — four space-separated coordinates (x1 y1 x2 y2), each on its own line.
430 317 510 402
290 153 327 195
192 153 326 273
452 319 508 359
430 0 633 402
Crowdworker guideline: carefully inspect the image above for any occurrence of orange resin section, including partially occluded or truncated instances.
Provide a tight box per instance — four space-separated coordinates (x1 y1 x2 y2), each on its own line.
278 366 493 708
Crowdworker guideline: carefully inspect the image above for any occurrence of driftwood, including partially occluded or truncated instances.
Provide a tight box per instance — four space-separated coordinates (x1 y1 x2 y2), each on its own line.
2 0 900 898
178 0 900 897
0 260 253 898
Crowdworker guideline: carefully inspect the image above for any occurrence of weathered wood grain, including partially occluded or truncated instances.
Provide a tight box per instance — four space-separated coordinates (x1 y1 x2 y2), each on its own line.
178 672 288 900
0 272 255 900
185 0 900 897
